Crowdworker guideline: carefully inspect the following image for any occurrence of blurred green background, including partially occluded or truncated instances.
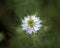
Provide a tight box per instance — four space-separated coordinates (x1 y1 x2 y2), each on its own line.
0 0 60 48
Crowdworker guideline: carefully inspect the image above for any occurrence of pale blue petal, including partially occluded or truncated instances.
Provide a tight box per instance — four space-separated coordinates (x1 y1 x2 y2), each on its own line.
26 28 33 34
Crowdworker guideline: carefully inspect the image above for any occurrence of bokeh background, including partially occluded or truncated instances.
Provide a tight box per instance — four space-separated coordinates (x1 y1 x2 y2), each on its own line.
0 0 60 48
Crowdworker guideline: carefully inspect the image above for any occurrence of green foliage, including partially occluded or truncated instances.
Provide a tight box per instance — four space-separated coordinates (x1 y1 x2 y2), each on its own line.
0 32 4 41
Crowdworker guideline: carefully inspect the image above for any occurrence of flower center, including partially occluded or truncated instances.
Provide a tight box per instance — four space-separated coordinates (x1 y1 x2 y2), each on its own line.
28 19 34 27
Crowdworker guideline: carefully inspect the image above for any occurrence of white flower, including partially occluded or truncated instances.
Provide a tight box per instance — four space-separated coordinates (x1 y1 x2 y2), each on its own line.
21 15 42 34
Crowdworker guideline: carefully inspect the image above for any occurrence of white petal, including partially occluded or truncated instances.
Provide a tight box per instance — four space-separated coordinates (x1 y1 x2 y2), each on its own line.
31 15 36 20
21 24 29 30
21 27 27 30
32 29 37 33
34 24 42 28
34 18 40 22
35 21 42 24
35 21 40 25
26 28 33 34
21 24 28 28
22 20 27 24
33 26 40 31
24 16 30 20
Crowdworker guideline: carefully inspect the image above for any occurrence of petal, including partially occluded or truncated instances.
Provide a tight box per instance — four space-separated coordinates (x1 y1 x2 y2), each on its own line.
22 20 27 23
31 15 36 20
33 26 40 31
24 16 30 20
34 18 40 22
32 28 37 33
34 21 40 25
22 27 27 30
36 20 42 24
26 28 33 34
21 24 28 28
34 24 42 28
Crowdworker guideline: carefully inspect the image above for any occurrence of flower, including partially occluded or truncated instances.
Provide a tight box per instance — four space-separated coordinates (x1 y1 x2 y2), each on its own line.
21 15 42 34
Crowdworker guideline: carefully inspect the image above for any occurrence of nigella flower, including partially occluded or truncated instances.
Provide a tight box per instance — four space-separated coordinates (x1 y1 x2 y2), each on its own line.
21 15 42 34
